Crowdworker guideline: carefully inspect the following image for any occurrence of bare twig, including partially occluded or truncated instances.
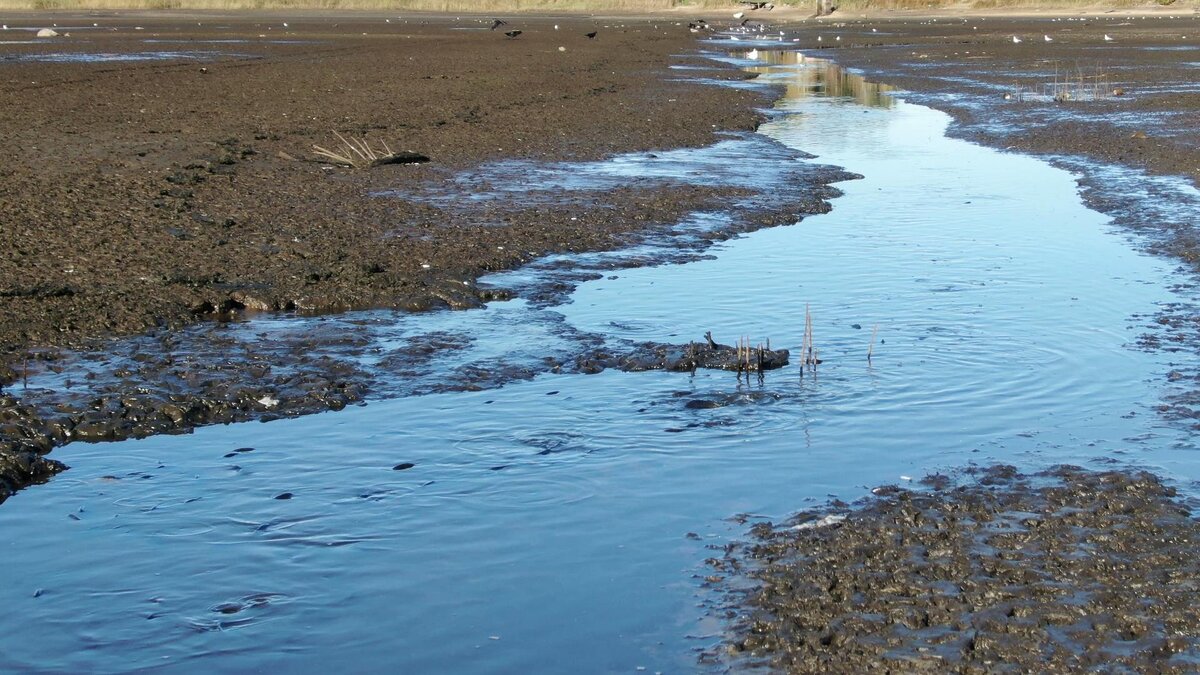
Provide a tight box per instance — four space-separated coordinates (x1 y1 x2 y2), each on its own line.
312 131 401 169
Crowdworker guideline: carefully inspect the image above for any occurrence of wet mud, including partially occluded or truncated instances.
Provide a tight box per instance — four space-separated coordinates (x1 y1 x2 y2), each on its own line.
0 12 854 500
707 464 1200 673
0 12 771 358
576 331 790 375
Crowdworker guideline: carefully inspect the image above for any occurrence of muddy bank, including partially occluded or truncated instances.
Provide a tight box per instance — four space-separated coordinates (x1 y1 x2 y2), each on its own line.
707 464 1200 672
0 11 858 501
0 12 771 358
577 331 791 374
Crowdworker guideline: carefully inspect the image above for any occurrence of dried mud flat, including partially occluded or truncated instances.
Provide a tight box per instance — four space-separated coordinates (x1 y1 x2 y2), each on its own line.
707 465 1200 673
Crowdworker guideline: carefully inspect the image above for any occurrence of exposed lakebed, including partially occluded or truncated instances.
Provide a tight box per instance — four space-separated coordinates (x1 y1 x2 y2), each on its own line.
3 49 1200 673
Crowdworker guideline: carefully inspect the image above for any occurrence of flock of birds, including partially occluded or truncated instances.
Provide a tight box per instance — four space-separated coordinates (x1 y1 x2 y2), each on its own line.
488 18 595 41
0 9 1191 49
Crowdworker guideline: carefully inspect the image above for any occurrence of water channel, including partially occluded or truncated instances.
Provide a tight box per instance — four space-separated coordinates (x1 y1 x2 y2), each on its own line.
3 48 1200 673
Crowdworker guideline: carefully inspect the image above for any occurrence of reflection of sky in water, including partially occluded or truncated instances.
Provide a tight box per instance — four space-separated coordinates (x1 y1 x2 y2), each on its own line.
0 50 240 63
2 46 1200 675
142 38 318 44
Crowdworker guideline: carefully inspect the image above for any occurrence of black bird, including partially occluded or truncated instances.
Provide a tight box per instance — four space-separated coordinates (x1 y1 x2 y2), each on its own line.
490 18 506 31
504 29 522 39
585 31 597 39
742 1 772 8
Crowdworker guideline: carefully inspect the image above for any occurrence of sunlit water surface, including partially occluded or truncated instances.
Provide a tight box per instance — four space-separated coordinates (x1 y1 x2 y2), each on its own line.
3 50 1200 673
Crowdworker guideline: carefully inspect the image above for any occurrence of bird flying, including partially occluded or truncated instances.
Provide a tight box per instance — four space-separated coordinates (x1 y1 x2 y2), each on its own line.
490 18 507 31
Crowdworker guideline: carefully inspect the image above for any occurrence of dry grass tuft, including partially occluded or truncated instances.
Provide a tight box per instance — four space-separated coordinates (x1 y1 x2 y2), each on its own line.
312 132 398 169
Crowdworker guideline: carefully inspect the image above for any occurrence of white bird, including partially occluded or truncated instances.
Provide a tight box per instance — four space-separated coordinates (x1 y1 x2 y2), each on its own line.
1 24 7 30
835 35 841 41
1104 34 1114 41
1043 34 1053 42
747 48 759 59
733 12 744 19
817 35 822 42
1011 35 1022 43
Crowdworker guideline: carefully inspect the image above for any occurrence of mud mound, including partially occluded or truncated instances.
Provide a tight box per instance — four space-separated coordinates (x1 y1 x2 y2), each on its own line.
709 465 1200 672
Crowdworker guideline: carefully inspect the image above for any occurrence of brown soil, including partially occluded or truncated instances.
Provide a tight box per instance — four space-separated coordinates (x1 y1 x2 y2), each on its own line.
0 11 863 501
708 465 1200 673
0 11 769 358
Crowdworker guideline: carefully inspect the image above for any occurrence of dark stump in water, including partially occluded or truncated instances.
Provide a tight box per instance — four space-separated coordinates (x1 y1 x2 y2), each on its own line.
706 464 1200 672
577 331 789 374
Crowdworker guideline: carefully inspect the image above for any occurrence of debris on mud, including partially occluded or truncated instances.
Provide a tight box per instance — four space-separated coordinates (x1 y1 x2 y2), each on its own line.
706 465 1200 673
577 331 789 374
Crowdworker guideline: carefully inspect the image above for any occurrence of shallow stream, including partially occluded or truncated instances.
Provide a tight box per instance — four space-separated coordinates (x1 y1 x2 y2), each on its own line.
3 49 1200 673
